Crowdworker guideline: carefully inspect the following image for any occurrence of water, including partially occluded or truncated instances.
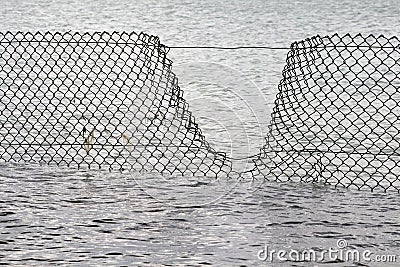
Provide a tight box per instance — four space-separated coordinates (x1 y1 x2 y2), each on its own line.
1 0 400 265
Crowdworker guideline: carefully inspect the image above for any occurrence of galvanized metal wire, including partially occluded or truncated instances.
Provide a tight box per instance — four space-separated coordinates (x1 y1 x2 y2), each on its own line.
1 31 400 191
251 33 400 192
0 31 231 175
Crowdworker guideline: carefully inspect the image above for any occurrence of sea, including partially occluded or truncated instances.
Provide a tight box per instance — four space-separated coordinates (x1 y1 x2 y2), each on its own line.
1 0 400 266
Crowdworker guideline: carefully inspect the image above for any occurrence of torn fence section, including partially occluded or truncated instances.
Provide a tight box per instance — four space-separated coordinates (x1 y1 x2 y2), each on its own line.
0 31 231 176
252 34 400 192
1 32 400 192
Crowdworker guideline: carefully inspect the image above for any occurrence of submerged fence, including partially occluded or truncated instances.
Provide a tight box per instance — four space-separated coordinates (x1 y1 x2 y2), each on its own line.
0 32 399 191
252 34 400 192
0 32 231 176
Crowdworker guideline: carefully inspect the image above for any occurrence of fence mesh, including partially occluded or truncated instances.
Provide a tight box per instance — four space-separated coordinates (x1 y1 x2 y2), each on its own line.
1 32 400 191
0 31 231 175
252 34 400 192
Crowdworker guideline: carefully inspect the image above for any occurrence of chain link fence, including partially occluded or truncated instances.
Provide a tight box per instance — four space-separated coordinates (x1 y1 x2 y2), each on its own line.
0 31 231 176
1 32 399 191
252 34 400 192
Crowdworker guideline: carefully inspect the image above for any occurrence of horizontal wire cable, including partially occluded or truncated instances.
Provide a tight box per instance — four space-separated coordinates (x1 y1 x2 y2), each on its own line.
169 45 290 50
169 45 399 49
0 40 398 50
2 142 260 160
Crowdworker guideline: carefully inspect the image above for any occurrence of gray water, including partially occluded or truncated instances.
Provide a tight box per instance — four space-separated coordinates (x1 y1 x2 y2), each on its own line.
1 0 400 266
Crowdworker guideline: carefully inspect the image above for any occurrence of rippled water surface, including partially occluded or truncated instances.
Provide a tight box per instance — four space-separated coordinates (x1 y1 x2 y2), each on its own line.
2 163 400 266
1 0 400 266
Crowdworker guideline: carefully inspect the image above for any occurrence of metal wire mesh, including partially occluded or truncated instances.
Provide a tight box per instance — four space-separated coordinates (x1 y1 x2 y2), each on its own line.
252 34 400 192
0 31 231 175
1 32 400 192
